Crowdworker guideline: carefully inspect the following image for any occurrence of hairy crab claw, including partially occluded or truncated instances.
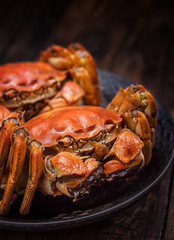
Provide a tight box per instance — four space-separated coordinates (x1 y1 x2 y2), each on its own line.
0 84 157 215
0 43 100 120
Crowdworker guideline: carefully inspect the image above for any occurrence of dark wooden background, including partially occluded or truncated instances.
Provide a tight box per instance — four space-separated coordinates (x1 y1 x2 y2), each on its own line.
0 0 174 239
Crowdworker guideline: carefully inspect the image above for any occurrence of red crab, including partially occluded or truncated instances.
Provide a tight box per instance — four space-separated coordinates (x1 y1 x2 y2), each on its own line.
0 43 100 120
0 84 157 215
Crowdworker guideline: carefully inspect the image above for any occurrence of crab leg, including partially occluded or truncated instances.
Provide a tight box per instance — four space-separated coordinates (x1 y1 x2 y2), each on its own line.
0 128 28 215
0 112 24 185
40 43 100 106
70 66 100 105
107 84 157 165
0 119 17 184
107 83 157 129
20 140 44 215
40 81 85 113
68 43 98 82
123 110 153 165
107 84 145 110
68 43 100 105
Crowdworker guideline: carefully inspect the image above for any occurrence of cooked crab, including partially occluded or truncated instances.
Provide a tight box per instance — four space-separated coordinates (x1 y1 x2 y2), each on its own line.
0 43 100 120
0 84 157 215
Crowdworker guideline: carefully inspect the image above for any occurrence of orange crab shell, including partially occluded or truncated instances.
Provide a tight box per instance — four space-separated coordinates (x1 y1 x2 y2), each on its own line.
24 106 123 147
0 62 66 93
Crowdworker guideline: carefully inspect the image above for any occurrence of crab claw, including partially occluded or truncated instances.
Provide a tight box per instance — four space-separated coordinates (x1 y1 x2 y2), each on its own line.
42 152 100 197
104 129 144 175
42 152 86 197
59 81 85 105
40 81 85 113
113 129 144 163
44 153 86 196
49 152 86 179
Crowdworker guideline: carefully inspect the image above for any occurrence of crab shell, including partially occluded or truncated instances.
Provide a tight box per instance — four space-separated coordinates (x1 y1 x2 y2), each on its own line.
0 62 67 119
24 106 123 149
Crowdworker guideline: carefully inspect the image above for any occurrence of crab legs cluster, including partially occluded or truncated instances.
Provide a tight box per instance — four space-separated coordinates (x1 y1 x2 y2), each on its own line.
0 82 157 215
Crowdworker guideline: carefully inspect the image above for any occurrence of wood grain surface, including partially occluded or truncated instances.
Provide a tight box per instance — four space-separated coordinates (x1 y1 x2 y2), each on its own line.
0 0 174 239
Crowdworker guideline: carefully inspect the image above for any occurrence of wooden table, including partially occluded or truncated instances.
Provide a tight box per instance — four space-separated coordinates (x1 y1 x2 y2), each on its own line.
0 0 174 239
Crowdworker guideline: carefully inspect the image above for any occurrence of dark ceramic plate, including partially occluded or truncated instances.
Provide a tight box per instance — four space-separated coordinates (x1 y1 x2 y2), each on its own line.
0 70 174 230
